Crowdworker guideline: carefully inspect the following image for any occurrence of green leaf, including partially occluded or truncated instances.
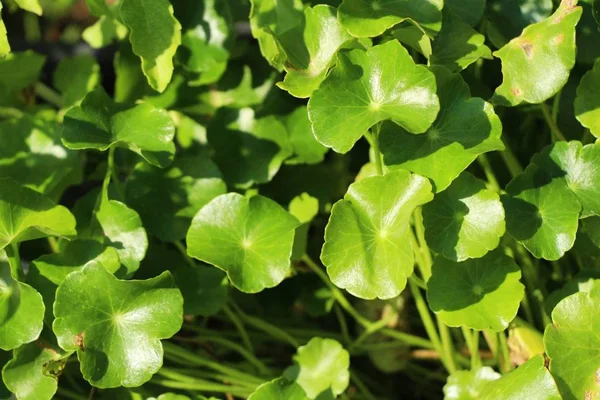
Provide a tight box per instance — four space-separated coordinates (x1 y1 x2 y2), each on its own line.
284 338 350 399
207 108 292 188
380 66 503 192
53 55 100 107
445 0 485 26
544 281 600 400
531 141 600 218
0 113 82 198
0 178 76 250
126 156 227 242
32 240 120 286
443 367 500 400
321 170 433 299
15 0 42 15
249 377 308 400
276 5 354 98
96 190 148 277
120 0 182 92
492 0 582 107
82 16 119 49
53 263 183 388
308 40 439 153
485 0 553 48
187 193 300 293
575 58 600 138
2 331 71 400
137 244 228 317
0 51 45 91
0 3 9 56
0 262 45 350
114 40 153 104
85 0 111 16
480 355 561 400
338 0 443 38
289 192 319 260
62 87 176 168
389 22 432 58
545 273 599 314
427 250 524 331
283 106 328 165
249 0 304 71
173 0 234 85
430 12 492 72
422 172 506 262
503 164 581 260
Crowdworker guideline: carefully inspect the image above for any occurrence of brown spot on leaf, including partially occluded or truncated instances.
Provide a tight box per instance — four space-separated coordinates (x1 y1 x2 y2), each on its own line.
585 391 593 400
543 353 551 368
511 87 522 97
74 332 85 352
553 34 565 45
596 368 600 385
520 42 533 59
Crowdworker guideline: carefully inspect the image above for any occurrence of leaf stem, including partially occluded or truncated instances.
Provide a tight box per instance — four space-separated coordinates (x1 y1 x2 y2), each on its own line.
498 331 512 373
469 329 482 369
0 107 24 119
437 320 457 373
173 240 195 268
413 208 432 280
500 139 524 178
223 304 255 353
153 379 253 397
334 304 352 345
5 242 22 279
539 102 566 141
34 82 63 108
157 367 259 389
350 370 377 400
477 154 500 192
371 123 384 175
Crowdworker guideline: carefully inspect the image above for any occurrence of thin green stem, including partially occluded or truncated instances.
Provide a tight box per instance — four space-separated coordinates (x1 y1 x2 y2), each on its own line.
47 237 59 253
173 240 195 268
349 313 394 351
498 331 512 373
153 379 253 397
413 208 433 280
229 300 300 348
223 304 255 353
110 162 125 201
477 154 500 192
408 278 450 372
378 328 436 350
540 102 566 141
483 330 500 367
438 320 457 373
334 304 352 345
157 367 258 389
350 370 377 400
57 388 88 400
6 242 22 279
470 330 482 369
500 139 524 178
371 122 384 175
0 107 24 119
552 91 562 123
35 82 63 108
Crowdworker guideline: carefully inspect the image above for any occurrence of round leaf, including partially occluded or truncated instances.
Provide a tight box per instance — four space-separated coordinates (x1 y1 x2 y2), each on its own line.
62 87 176 168
126 156 227 242
284 338 350 399
443 367 500 400
53 55 100 107
544 281 600 400
503 164 581 260
52 263 183 388
531 140 600 218
338 0 443 38
445 0 485 26
249 377 308 400
480 355 561 400
308 40 439 154
485 0 553 48
276 5 355 98
283 107 329 165
321 170 433 299
427 250 525 331
422 172 505 262
492 0 582 106
380 66 503 192
0 263 45 350
2 332 71 400
207 108 292 188
0 178 76 250
575 59 600 138
186 193 300 293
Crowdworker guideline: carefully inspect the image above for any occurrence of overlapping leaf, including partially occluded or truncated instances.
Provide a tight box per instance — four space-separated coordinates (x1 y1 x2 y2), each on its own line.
492 0 582 106
321 170 433 299
284 338 350 399
503 164 581 260
187 193 300 293
0 3 9 56
427 250 524 331
308 40 439 153
126 156 227 242
207 108 292 188
544 281 600 400
53 263 183 388
422 172 505 262
485 0 553 48
283 106 328 165
53 55 100 107
575 59 600 138
338 0 443 38
62 87 176 168
0 51 45 92
276 5 355 98
380 66 503 192
15 0 42 15
120 0 182 92
443 367 500 399
249 378 308 400
445 0 486 26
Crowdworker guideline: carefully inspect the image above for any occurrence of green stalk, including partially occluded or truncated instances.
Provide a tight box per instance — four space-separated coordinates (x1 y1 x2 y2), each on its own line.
539 102 566 141
437 320 457 373
334 304 352 345
0 107 24 119
56 388 87 400
157 367 258 389
498 331 512 373
371 123 384 175
229 300 300 348
500 139 524 178
477 154 501 192
5 243 22 279
469 330 482 369
153 379 253 397
34 82 63 109
173 240 195 268
223 304 255 353
350 371 377 400
413 208 432 280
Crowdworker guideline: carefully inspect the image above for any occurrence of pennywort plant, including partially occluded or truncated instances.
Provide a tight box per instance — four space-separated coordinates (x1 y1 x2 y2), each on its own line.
0 0 599 399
